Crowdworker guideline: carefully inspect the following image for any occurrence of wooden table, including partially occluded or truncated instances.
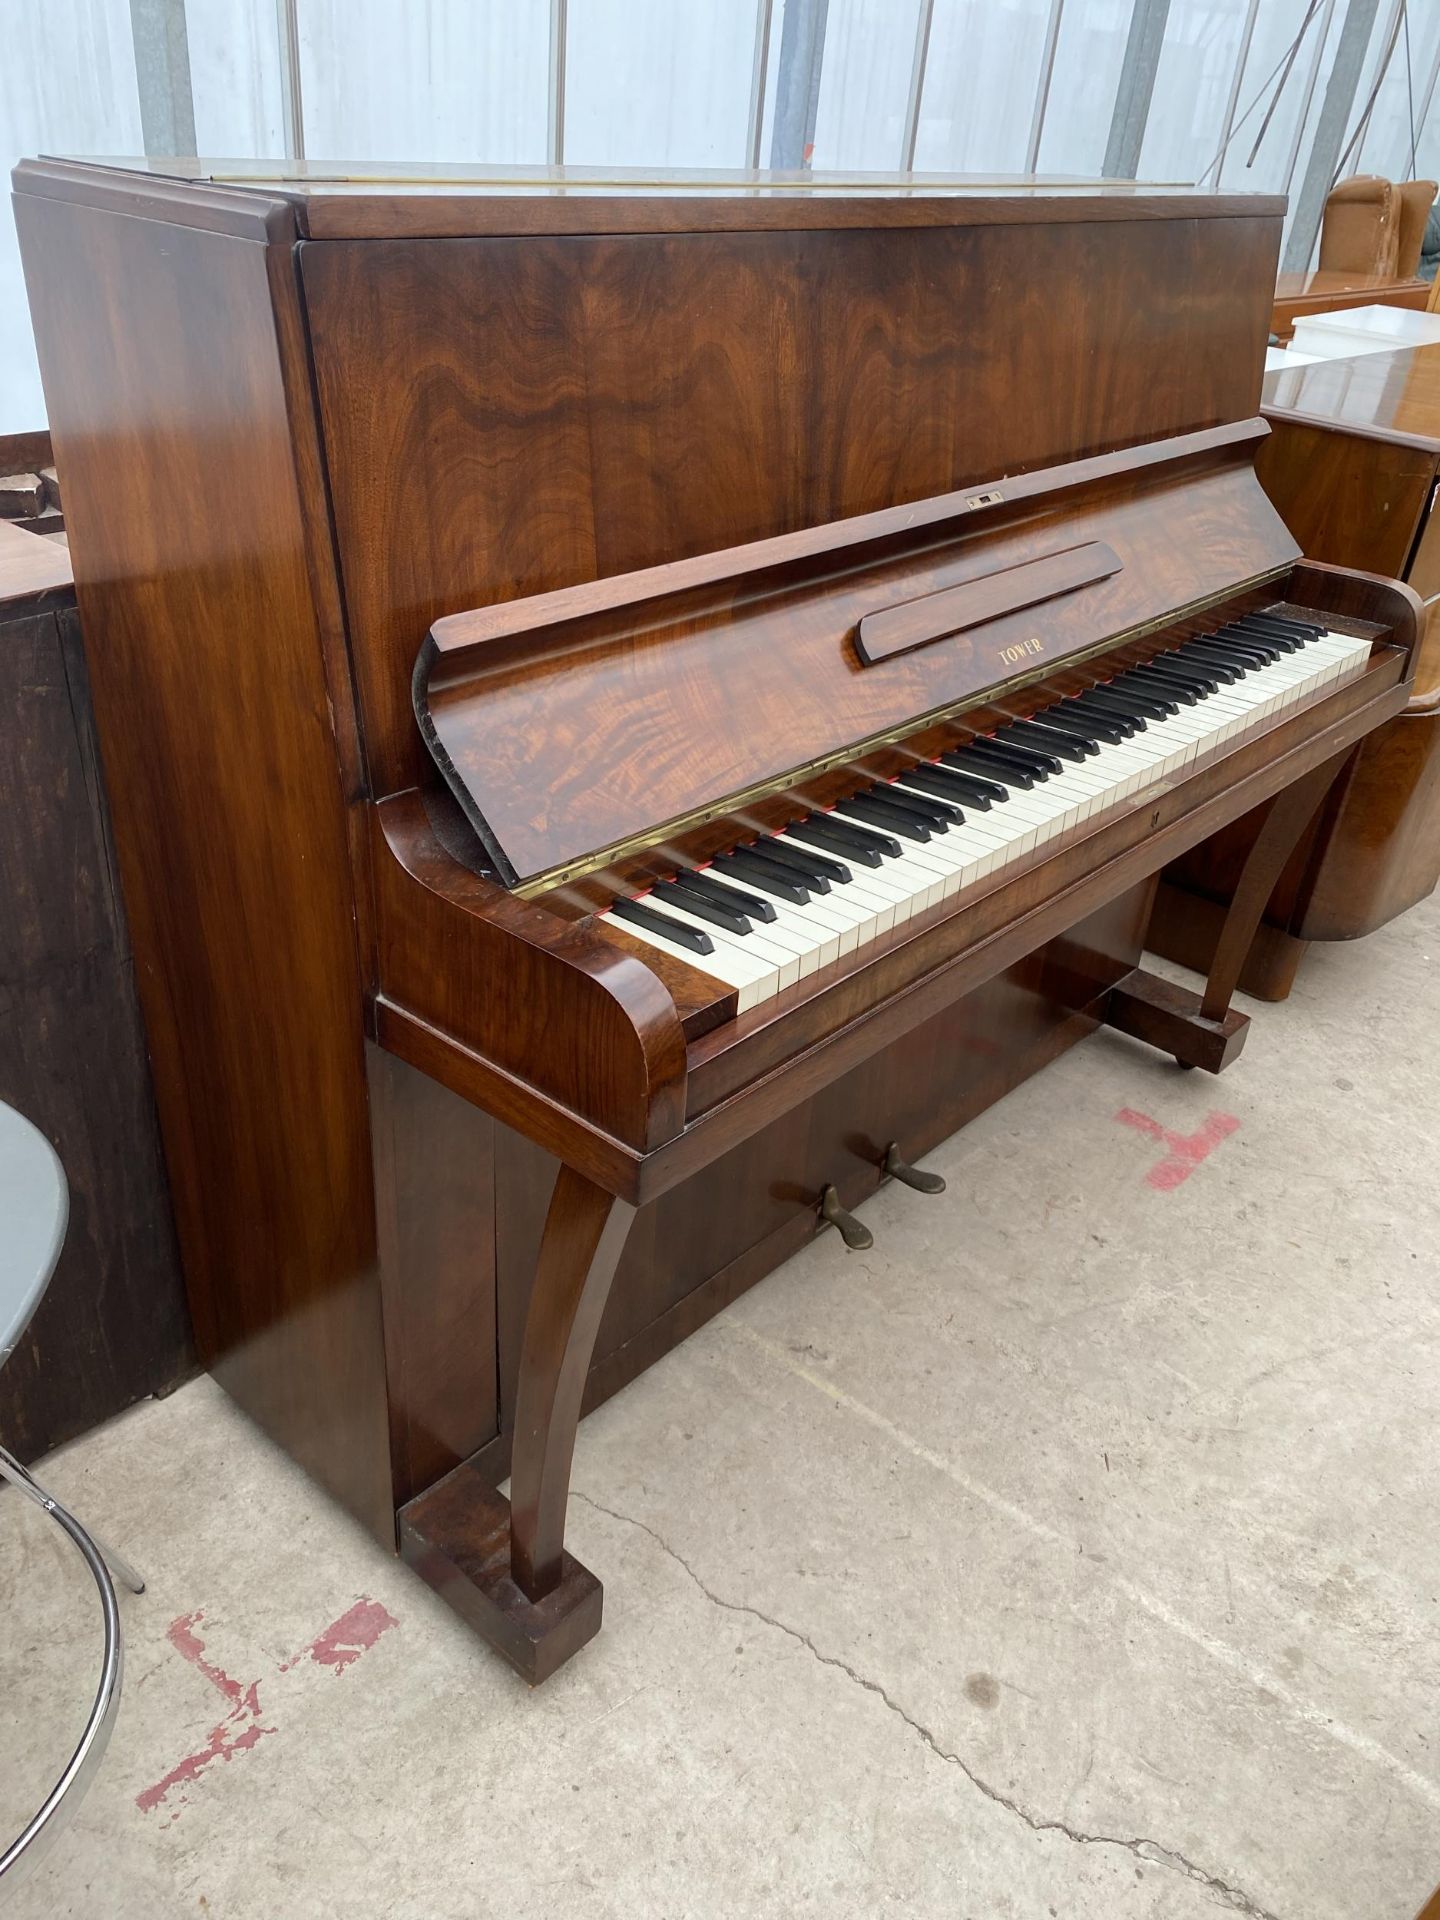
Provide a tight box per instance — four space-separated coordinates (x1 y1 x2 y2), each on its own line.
1271 268 1429 341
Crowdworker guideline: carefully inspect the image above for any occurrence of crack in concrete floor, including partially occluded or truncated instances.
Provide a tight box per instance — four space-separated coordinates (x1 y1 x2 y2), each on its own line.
573 1490 1280 1920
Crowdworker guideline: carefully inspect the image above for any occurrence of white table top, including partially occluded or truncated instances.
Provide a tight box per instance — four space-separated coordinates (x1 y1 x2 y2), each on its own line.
1291 303 1440 361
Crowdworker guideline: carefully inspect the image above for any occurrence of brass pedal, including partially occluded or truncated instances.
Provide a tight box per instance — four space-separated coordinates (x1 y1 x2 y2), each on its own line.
819 1184 873 1251
882 1142 946 1194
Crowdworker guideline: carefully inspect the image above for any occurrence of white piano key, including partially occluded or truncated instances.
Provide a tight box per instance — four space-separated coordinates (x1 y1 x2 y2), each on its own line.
599 910 773 1013
638 896 800 993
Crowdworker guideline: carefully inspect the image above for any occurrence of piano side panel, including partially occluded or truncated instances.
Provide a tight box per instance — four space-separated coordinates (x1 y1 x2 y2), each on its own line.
301 210 1281 799
486 885 1150 1470
14 181 398 1544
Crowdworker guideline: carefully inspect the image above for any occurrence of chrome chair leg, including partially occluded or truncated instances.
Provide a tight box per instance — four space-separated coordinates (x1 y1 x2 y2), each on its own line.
0 1444 144 1594
0 1461 125 1887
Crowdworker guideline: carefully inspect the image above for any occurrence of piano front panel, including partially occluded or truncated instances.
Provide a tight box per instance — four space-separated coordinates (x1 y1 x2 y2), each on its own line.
304 207 1282 798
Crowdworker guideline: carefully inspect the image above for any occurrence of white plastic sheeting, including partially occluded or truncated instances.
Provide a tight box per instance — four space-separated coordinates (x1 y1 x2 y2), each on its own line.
4 0 1440 429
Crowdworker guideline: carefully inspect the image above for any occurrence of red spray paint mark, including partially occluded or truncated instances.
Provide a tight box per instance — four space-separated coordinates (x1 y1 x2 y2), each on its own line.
134 1683 274 1816
280 1596 398 1676
165 1611 245 1704
138 1598 397 1818
1115 1107 1240 1190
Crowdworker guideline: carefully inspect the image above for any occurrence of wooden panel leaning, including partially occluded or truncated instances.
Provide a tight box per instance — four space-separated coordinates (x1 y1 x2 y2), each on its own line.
0 519 192 1459
12 159 1419 1684
1149 341 1440 998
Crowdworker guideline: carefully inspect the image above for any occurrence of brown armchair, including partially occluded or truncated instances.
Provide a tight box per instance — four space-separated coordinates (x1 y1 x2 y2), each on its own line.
1318 174 1398 276
1395 179 1438 277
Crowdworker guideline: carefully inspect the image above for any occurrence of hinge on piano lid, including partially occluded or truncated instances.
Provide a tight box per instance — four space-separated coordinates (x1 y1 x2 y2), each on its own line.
511 564 1294 899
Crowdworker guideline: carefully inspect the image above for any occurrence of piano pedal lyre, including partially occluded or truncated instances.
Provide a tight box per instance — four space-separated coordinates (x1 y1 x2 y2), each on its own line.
819 1184 874 1251
881 1142 947 1195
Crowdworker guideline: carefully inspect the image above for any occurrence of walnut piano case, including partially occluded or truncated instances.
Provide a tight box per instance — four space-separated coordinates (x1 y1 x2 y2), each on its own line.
13 160 1418 1685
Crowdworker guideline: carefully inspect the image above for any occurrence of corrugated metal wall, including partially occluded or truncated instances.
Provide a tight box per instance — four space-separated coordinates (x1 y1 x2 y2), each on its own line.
4 0 1440 430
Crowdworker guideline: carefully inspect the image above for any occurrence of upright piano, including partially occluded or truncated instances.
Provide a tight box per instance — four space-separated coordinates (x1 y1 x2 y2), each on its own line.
15 160 1419 1683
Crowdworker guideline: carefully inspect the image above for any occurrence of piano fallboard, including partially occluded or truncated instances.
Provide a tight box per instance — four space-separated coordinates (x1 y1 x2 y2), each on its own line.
417 422 1300 891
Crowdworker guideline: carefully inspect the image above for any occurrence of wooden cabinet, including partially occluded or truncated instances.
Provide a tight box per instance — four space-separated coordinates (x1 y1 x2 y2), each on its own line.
1149 343 1440 997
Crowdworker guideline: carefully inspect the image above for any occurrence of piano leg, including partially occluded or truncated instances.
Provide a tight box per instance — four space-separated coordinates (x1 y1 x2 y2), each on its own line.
510 1166 637 1598
1105 750 1351 1072
398 1163 635 1685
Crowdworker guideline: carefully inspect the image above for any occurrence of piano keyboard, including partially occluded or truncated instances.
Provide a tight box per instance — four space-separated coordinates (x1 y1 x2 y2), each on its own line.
598 611 1372 1013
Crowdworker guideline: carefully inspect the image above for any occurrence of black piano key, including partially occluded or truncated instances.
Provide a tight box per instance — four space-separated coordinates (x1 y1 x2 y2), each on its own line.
1138 656 1220 694
1230 623 1298 656
896 762 996 808
1198 633 1282 672
835 792 935 842
1086 682 1170 721
1211 624 1281 662
964 737 1056 779
1234 613 1306 649
1172 643 1241 683
1217 617 1283 648
987 727 1066 773
659 878 754 935
998 717 1093 762
670 867 777 923
1190 633 1267 664
1186 635 1268 670
881 777 961 821
1061 693 1142 737
609 895 715 956
867 782 954 828
942 744 1031 789
1028 705 1119 745
1072 690 1155 728
1109 671 1184 712
760 836 844 888
713 848 811 904
1257 608 1323 638
789 814 895 866
1122 664 1207 703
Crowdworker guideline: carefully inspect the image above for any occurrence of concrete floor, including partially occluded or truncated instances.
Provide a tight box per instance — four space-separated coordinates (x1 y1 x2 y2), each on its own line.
3 898 1440 1920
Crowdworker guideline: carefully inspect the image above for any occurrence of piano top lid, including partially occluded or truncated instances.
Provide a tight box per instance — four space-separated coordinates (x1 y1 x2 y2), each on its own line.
29 156 1287 239
415 419 1301 893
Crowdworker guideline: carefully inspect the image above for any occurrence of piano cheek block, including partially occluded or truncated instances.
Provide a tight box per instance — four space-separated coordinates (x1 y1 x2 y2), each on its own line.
399 1465 603 1686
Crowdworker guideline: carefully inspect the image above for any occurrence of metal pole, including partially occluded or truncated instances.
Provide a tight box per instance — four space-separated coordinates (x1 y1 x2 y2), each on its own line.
1025 0 1067 176
747 0 775 171
1102 0 1173 180
900 0 936 172
1281 0 1382 270
548 0 568 168
1202 0 1261 186
274 0 305 163
769 0 830 171
1415 16 1440 157
128 0 197 158
1282 0 1338 194
1344 0 1403 178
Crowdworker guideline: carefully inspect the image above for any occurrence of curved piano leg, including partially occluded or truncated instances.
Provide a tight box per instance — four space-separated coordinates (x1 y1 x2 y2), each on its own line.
398 1163 635 1686
1106 749 1350 1073
1197 752 1349 1024
510 1166 637 1599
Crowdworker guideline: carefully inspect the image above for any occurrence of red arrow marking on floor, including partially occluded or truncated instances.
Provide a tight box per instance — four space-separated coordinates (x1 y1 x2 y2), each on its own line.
1115 1108 1240 1190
